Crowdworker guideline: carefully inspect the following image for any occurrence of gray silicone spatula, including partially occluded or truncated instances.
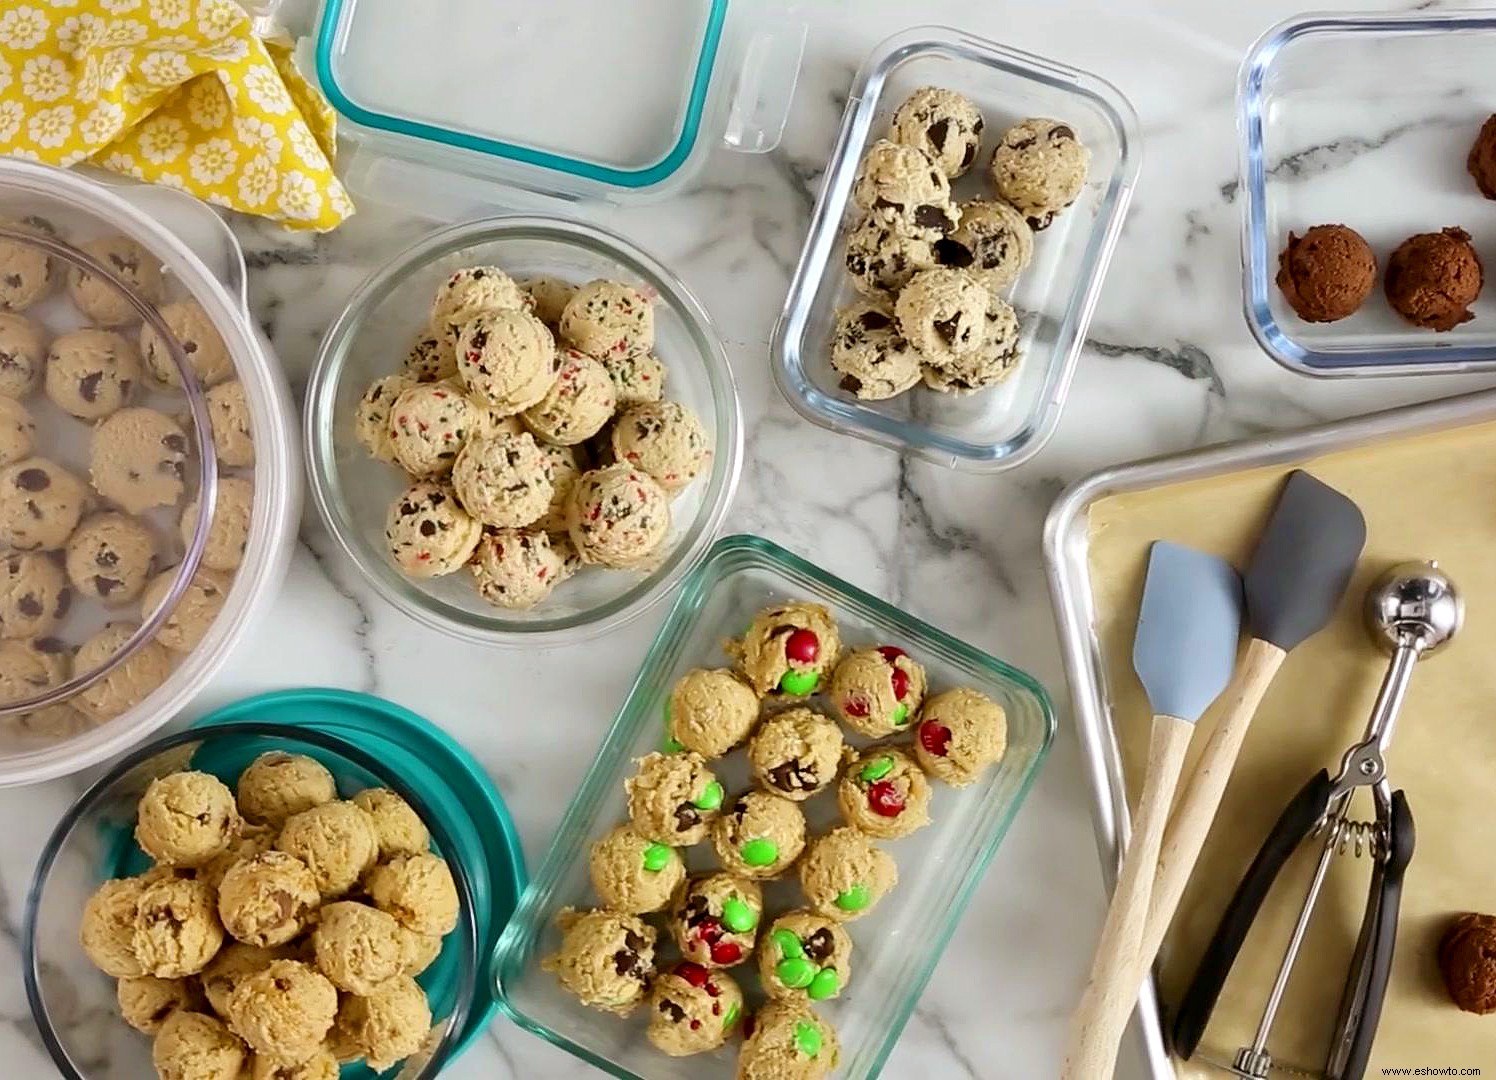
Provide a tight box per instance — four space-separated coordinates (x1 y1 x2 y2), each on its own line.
1063 541 1244 1080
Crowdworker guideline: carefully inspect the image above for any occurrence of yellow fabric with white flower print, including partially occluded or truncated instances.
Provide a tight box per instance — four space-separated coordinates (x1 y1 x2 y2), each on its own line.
0 0 352 231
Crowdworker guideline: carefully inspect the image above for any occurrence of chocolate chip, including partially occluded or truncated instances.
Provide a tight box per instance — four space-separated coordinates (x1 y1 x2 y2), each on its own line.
767 758 818 793
933 316 961 345
927 118 950 152
805 928 835 962
94 576 120 596
54 588 70 618
1050 124 1075 141
418 520 437 537
1028 210 1057 231
34 636 65 654
913 204 956 232
613 948 643 978
163 434 186 453
15 468 48 492
839 375 863 394
3 275 19 290
182 340 198 355
858 310 891 331
625 931 647 952
17 594 40 617
98 550 118 568
78 372 102 403
961 143 977 170
659 998 686 1022
1010 136 1037 151
935 238 974 268
673 803 701 831
273 890 293 919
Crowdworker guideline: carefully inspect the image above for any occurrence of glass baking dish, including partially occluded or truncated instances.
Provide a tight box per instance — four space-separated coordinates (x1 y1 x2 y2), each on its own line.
491 533 1054 1079
772 26 1139 472
1239 9 1496 376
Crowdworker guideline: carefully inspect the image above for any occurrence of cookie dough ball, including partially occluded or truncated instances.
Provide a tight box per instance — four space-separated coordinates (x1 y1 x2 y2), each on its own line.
452 430 552 527
565 464 671 569
75 622 173 720
830 645 926 736
397 926 442 978
0 221 56 313
852 138 951 217
65 512 155 605
351 788 429 860
1385 227 1484 332
455 308 558 415
600 350 666 408
335 974 431 1073
81 875 152 977
201 942 289 1017
520 275 577 328
354 373 416 466
522 348 617 445
1470 115 1496 200
136 770 240 867
536 441 583 533
0 457 86 551
829 299 921 401
248 1048 338 1080
0 551 69 639
990 118 1090 230
844 209 940 301
312 901 405 995
936 199 1034 297
235 750 336 827
713 791 806 879
401 331 453 383
226 959 338 1065
429 265 531 359
0 396 33 466
799 826 897 922
0 312 46 396
760 910 852 1003
140 566 230 652
469 527 572 609
277 801 379 898
559 279 655 361
89 407 189 515
895 267 988 365
748 708 844 801
626 750 724 846
181 475 254 572
133 876 225 977
68 235 164 326
118 974 197 1034
736 999 840 1080
543 907 656 1016
139 300 234 388
205 380 254 468
838 747 932 839
46 328 140 420
365 851 459 936
729 601 842 698
152 1011 246 1080
218 851 320 947
589 822 685 914
197 822 276 892
668 668 759 758
384 480 481 579
1441 912 1496 1013
387 381 477 478
890 86 985 178
610 401 708 492
670 872 762 969
648 962 744 1056
1275 224 1376 324
915 686 1008 786
922 298 1021 394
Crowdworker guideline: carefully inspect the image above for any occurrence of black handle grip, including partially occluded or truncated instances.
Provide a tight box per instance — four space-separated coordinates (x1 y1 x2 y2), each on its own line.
1172 769 1334 1058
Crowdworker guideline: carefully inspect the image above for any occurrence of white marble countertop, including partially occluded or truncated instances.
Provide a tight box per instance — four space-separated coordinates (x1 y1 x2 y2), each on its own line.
3 1 1491 1077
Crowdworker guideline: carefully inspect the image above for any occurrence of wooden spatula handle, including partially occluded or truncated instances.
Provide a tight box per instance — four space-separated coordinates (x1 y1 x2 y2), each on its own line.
1062 713 1195 1080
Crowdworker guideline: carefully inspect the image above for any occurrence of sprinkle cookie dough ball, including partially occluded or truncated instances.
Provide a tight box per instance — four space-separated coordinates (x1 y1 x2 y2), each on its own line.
895 267 988 365
0 396 33 465
335 974 431 1072
218 851 319 948
0 457 86 551
205 380 254 468
748 708 844 801
588 822 685 914
729 600 842 698
760 910 853 1003
136 770 240 867
543 907 656 1016
74 623 173 720
736 999 840 1080
455 308 558 415
313 901 405 995
922 298 1021 395
713 790 806 880
838 747 932 839
0 551 70 639
152 1011 246 1080
132 876 226 977
915 686 1008 786
0 312 46 396
852 138 951 217
351 787 429 860
469 527 574 609
140 566 231 652
936 199 1034 297
844 209 939 302
387 380 476 478
89 407 189 515
831 645 927 736
0 219 57 312
600 350 666 408
236 750 337 827
566 464 671 569
402 331 453 383
799 826 898 922
277 801 379 898
520 275 577 328
118 974 198 1034
670 872 763 969
354 373 416 466
225 959 338 1065
668 668 760 758
648 962 744 1056
535 441 583 533
201 942 289 1017
610 400 708 492
891 86 985 178
626 750 724 846
451 429 553 527
46 328 140 420
522 348 617 445
429 265 532 360
65 512 156 605
181 475 254 572
139 300 234 388
990 118 1091 230
384 480 481 579
559 279 655 362
829 299 922 401
81 875 153 977
69 235 165 327
197 822 276 892
366 851 460 936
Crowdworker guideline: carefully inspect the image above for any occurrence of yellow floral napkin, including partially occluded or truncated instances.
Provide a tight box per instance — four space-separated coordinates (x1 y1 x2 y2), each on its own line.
0 0 352 230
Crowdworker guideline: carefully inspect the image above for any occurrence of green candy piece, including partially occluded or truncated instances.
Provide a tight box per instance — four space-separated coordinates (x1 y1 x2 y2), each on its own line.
692 781 724 811
793 1020 823 1059
835 883 871 912
771 928 804 960
777 957 816 989
642 843 673 873
663 736 684 753
859 755 895 782
807 967 840 1001
892 703 910 726
740 837 779 867
722 896 757 933
779 669 819 695
722 1002 740 1030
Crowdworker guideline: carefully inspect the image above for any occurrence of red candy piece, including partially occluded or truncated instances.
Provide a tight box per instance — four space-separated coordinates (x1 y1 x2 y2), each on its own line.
868 780 905 817
710 940 743 966
843 694 870 718
920 721 952 757
676 962 710 988
785 628 820 664
877 645 906 662
704 982 721 998
690 1019 702 1031
890 667 910 701
694 917 723 944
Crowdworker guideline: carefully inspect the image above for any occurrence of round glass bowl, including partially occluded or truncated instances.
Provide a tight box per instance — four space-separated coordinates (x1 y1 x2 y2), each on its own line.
305 216 742 646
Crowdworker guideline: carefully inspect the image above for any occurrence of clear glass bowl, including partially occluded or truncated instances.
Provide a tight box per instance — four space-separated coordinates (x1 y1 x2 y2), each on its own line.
773 26 1139 471
305 216 742 646
492 534 1055 1079
1239 9 1496 375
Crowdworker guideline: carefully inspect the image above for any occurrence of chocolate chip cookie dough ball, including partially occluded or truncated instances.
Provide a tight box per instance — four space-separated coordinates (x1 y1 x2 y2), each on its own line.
351 788 430 860
0 219 57 312
936 199 1034 297
648 962 744 1056
312 901 405 995
152 1011 246 1080
829 299 922 401
522 348 617 446
0 396 34 466
118 974 198 1034
729 601 842 698
456 308 557 416
385 480 482 579
226 959 338 1065
626 750 724 846
520 275 577 328
46 328 140 420
69 235 165 327
589 822 685 914
136 770 240 867
197 823 275 893
1441 912 1496 1013
387 380 476 478
218 851 319 948
89 407 189 515
610 401 708 493
545 907 656 1015
469 527 574 609
838 747 932 839
713 790 807 879
760 911 852 1003
1275 224 1377 324
181 475 254 572
334 974 430 1072
0 637 70 724
600 350 666 408
844 209 941 301
236 750 336 827
277 801 379 898
799 826 898 922
895 267 989 366
831 645 926 737
1470 115 1496 200
0 551 69 639
891 86 986 178
0 312 46 396
1386 227 1484 332
452 429 553 527
354 373 416 466
205 380 253 468
133 876 226 977
139 300 234 388
559 280 655 362
141 566 230 653
566 464 671 569
748 708 844 801
668 668 760 758
736 999 840 1080
852 138 951 217
81 875 153 977
915 686 1007 786
365 851 459 936
0 458 86 551
201 942 289 1017
75 622 173 720
65 512 155 605
670 872 763 968
922 298 1021 395
429 265 532 360
990 118 1090 230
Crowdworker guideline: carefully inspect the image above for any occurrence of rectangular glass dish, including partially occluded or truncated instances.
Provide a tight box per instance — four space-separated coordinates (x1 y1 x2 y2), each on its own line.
492 534 1054 1078
773 26 1139 471
1239 10 1496 376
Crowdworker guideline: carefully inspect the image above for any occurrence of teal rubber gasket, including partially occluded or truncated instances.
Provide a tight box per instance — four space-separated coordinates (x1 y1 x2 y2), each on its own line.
314 0 729 191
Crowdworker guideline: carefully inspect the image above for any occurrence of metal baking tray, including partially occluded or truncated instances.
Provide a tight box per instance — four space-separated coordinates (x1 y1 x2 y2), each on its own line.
1042 387 1496 1079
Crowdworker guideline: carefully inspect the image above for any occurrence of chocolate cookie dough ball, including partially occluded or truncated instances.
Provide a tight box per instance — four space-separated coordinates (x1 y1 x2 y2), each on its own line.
600 350 665 408
89 407 189 515
354 373 416 466
81 875 152 977
218 851 320 947
152 1011 246 1080
1386 227 1484 332
520 275 577 328
201 942 289 1017
0 220 57 313
141 567 231 653
544 907 656 1016
402 331 452 383
225 959 337 1065
648 962 744 1056
0 396 33 466
118 974 198 1034
748 708 844 801
668 668 759 758
0 552 69 639
589 822 685 914
65 512 155 605
829 299 922 401
736 999 840 1080
1470 115 1496 200
922 297 1021 394
990 118 1090 230
559 280 655 362
277 801 379 898
385 481 481 579
75 622 173 720
334 974 430 1072
133 876 225 977
915 686 1008 786
387 380 476 478
469 527 573 609
452 429 553 528
236 751 336 827
610 400 708 492
136 771 240 867
891 86 985 178
46 328 140 420
181 475 254 573
729 601 842 698
522 348 618 446
799 826 897 922
566 464 671 569
313 901 405 995
844 208 942 301
429 265 532 362
852 138 951 217
626 750 724 846
712 790 807 879
365 851 459 936
830 645 926 737
896 267 989 366
670 872 763 968
139 299 234 388
0 312 46 396
936 199 1034 297
351 788 429 860
1441 912 1496 1014
759 910 853 1003
69 235 165 327
1276 224 1376 324
838 747 932 840
0 457 86 551
205 380 254 468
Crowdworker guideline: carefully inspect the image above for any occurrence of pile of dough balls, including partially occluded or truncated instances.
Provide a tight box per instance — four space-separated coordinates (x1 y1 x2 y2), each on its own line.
832 86 1090 400
78 753 461 1079
0 222 255 742
543 600 1008 1076
355 265 712 611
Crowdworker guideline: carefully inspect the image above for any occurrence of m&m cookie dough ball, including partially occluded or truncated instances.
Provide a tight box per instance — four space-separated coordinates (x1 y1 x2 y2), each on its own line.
81 875 154 977
365 852 459 936
46 328 140 420
385 481 482 580
922 298 1021 395
936 199 1034 298
522 348 618 446
625 750 724 846
0 313 47 396
852 138 951 218
799 826 897 922
224 958 337 1065
566 464 671 569
838 747 932 840
456 309 558 416
891 87 985 178
895 267 988 367
451 430 553 528
351 787 429 860
600 350 666 408
139 299 234 389
152 1011 245 1080
712 790 806 880
588 823 685 914
469 527 575 610
117 974 198 1034
990 118 1090 231
276 801 379 898
667 668 760 758
312 902 405 995
647 962 744 1057
334 974 431 1072
559 279 655 362
236 751 336 827
759 910 853 1003
736 999 840 1080
0 457 86 551
133 876 226 978
543 907 656 1016
610 400 709 493
218 851 320 948
136 771 240 868
354 373 416 466
830 645 926 737
670 872 763 969
747 708 844 801
520 275 577 328
386 381 476 478
915 687 1008 787
428 265 531 359
729 601 841 697
829 299 923 402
